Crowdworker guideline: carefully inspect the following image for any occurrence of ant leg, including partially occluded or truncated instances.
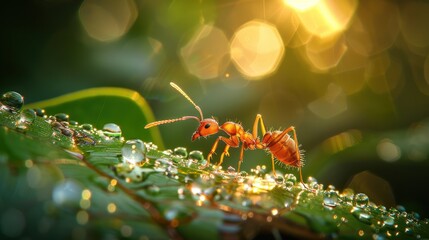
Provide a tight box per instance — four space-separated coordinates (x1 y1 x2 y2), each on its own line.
271 154 277 177
237 144 245 173
252 114 267 139
205 137 221 168
216 145 230 167
205 136 238 168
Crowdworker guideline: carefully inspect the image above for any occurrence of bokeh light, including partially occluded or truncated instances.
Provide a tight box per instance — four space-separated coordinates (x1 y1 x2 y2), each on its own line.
230 20 284 80
79 0 138 42
180 24 230 80
286 0 358 38
305 34 348 71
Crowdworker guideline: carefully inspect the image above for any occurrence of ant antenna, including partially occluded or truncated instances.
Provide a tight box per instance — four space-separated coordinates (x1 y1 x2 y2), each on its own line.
144 116 199 129
144 82 204 129
170 82 204 121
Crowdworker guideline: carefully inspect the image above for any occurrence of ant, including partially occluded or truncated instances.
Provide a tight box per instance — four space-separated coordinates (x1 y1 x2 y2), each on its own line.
145 82 305 185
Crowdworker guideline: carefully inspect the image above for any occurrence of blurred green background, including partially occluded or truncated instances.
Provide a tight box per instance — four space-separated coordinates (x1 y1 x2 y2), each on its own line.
1 0 429 217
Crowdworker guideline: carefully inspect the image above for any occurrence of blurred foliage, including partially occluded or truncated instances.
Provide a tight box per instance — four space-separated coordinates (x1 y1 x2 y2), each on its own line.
1 0 429 227
1 90 428 239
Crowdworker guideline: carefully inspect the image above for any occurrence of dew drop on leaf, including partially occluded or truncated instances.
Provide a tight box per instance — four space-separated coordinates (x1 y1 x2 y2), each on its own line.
121 139 146 165
33 108 46 117
351 208 372 224
188 150 204 161
0 91 24 113
147 185 160 195
103 123 121 137
80 123 94 131
353 193 369 208
173 147 187 158
54 113 70 122
323 190 339 208
284 173 297 183
275 175 284 184
382 215 395 229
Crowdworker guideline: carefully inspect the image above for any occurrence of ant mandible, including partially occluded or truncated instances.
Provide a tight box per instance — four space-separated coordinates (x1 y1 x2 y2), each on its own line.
145 82 305 184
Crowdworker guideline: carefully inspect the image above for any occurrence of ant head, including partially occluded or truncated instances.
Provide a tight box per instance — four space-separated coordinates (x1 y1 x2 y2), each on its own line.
192 118 219 141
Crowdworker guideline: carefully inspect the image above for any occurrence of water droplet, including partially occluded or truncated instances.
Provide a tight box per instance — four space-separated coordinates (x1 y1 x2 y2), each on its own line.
103 123 121 137
33 108 46 117
404 227 414 235
1 208 26 238
15 109 36 131
55 113 69 122
177 187 186 200
275 175 284 184
166 165 178 177
80 124 94 131
154 158 171 172
396 205 406 212
121 139 146 165
323 190 339 208
341 188 354 203
227 166 236 174
240 171 248 177
188 150 204 161
173 147 188 158
20 109 36 124
144 142 158 151
163 203 194 226
0 91 24 112
147 185 160 195
382 215 395 229
284 173 297 183
353 193 369 208
52 180 83 208
351 207 372 224
162 149 173 156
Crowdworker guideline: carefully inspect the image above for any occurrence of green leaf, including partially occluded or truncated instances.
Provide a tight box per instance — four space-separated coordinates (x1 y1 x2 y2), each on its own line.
1 90 429 239
25 87 164 148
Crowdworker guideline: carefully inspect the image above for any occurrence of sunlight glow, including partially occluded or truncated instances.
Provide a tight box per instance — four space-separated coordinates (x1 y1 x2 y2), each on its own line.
283 0 320 11
230 20 284 80
287 0 357 38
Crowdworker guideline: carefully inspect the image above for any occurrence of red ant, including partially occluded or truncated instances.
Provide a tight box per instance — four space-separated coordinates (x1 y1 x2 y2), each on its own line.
145 82 305 184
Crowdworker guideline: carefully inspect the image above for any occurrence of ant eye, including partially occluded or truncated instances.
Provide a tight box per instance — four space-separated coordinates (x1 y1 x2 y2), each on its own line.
204 123 211 129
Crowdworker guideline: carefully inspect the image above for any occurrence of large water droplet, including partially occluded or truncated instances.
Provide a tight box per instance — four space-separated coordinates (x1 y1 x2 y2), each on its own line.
173 147 188 158
15 109 36 131
188 150 204 161
103 123 122 137
323 190 339 208
52 180 83 208
0 91 24 112
353 193 369 208
122 139 146 165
